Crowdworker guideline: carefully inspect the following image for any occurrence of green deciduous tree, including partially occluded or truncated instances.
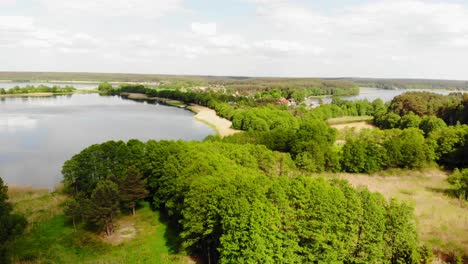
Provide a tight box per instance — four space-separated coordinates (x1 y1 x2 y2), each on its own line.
447 168 468 200
384 199 420 264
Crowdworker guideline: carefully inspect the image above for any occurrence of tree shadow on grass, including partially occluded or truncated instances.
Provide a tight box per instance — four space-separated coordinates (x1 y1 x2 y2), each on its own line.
425 186 464 201
157 210 181 255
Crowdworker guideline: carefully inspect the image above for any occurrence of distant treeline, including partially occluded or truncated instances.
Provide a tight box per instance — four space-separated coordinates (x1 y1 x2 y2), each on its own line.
344 78 468 90
62 140 422 264
0 85 76 95
374 92 468 127
2 72 467 91
207 78 359 97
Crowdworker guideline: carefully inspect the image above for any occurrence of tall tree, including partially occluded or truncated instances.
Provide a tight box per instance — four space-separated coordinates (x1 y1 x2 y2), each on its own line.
120 166 148 216
89 180 120 236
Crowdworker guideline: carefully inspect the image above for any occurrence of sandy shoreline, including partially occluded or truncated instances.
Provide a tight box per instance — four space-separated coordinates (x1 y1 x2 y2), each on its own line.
189 105 241 138
0 92 55 98
124 93 241 137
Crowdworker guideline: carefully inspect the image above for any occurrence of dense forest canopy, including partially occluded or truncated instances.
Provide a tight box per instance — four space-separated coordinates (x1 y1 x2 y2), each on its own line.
61 140 421 264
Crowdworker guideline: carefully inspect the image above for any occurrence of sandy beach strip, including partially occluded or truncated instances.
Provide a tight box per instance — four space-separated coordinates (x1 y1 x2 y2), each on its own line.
189 104 241 138
0 92 54 98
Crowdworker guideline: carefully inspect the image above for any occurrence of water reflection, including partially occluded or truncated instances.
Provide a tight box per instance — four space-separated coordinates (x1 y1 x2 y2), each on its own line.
0 94 214 188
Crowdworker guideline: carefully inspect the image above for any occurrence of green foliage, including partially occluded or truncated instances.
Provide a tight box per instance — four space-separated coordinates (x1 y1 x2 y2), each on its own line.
97 82 113 94
447 168 468 200
384 200 420 263
119 166 149 215
0 85 76 95
384 128 431 169
290 119 337 172
388 92 468 126
89 180 120 235
0 177 27 263
429 125 468 168
419 115 447 136
399 112 421 129
374 112 401 129
60 138 423 263
340 128 434 172
341 137 386 173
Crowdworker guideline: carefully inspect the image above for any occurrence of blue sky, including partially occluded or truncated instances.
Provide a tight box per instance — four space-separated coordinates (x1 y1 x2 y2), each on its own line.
1 0 468 79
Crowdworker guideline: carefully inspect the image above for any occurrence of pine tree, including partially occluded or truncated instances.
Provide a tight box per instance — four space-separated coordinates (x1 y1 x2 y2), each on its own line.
89 180 120 236
120 166 148 216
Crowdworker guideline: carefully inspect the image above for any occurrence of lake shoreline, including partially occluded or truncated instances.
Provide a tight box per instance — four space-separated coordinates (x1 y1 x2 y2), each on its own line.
122 93 241 138
0 92 55 97
187 105 241 138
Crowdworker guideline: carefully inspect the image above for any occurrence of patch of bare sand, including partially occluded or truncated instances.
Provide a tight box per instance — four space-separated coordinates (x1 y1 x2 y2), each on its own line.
330 121 375 131
190 104 241 137
103 217 137 245
0 92 54 97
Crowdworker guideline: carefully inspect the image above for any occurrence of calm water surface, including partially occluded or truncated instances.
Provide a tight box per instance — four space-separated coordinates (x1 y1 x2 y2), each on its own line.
0 94 214 188
305 87 463 106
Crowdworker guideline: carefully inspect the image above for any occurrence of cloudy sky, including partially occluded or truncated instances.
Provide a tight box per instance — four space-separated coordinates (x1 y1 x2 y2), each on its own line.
1 0 467 79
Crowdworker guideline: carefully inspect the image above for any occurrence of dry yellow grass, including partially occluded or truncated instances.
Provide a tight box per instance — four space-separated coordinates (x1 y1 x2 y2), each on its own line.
8 186 68 229
330 121 376 131
328 169 468 256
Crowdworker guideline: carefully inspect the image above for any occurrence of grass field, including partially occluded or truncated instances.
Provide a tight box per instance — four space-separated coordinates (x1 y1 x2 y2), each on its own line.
322 169 468 260
328 116 376 134
327 115 374 125
7 187 193 264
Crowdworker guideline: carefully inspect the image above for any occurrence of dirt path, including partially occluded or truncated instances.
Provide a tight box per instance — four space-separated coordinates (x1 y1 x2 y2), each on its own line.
103 217 137 245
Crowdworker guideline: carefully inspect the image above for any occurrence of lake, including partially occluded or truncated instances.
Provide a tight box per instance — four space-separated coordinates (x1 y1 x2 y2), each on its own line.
305 87 464 106
0 94 214 188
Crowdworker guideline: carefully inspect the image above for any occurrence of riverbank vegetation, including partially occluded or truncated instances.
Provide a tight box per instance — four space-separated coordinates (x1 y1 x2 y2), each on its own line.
0 85 76 95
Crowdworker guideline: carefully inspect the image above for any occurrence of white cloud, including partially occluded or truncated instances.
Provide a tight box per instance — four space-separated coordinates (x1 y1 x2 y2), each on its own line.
40 0 184 17
0 16 35 31
254 40 305 54
191 22 217 36
0 0 15 5
207 34 248 49
1 0 468 79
